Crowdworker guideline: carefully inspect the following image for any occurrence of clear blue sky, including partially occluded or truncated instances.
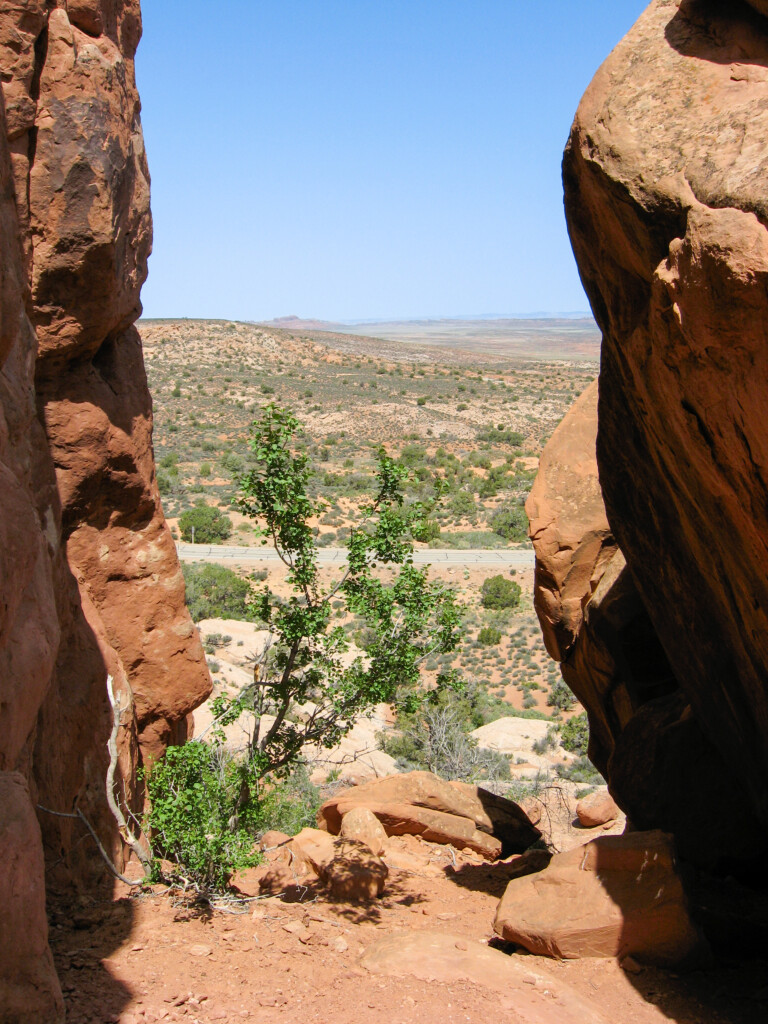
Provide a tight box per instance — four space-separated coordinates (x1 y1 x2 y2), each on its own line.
136 1 646 321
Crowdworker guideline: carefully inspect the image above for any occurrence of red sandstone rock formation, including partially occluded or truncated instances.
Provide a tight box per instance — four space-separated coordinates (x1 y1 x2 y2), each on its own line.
544 0 768 864
564 0 768 842
528 369 764 867
526 379 616 663
0 4 210 1019
317 770 541 859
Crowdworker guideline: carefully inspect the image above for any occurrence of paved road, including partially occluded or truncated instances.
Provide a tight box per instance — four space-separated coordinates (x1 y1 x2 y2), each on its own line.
176 543 535 568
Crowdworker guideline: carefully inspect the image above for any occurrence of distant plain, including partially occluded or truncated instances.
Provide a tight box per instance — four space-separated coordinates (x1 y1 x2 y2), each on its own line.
141 316 599 718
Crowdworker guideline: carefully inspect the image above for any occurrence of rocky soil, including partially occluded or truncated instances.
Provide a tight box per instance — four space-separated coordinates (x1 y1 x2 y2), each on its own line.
48 815 767 1024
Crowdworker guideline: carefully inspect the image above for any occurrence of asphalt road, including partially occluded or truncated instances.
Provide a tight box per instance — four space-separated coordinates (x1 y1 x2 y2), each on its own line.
176 543 535 568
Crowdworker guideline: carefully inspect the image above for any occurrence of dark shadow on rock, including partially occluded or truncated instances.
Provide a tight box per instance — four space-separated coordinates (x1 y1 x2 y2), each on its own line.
665 0 768 66
591 836 768 1024
471 785 542 857
442 849 551 898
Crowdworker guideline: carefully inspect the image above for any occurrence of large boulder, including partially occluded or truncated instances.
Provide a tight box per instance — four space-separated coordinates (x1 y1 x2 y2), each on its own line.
576 788 619 828
494 831 709 968
527 352 764 867
246 827 387 902
339 806 388 855
317 771 540 860
564 0 768 848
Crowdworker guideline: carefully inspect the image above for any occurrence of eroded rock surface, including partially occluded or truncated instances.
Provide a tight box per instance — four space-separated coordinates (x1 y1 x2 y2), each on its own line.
317 771 541 860
0 4 209 1019
528 369 763 867
563 0 768 849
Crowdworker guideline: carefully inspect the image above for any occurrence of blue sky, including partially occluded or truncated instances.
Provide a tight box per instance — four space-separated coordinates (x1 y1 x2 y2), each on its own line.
136 1 646 321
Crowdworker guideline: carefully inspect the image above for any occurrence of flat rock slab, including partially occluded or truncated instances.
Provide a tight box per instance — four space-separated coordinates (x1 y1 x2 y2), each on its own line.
360 930 609 1024
318 770 540 859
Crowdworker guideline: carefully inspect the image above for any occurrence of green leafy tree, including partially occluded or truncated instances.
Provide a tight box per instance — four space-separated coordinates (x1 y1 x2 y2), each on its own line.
147 406 464 888
219 404 461 786
480 574 521 610
178 502 232 543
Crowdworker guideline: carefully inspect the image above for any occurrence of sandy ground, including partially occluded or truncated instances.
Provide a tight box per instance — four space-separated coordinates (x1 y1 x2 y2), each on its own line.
50 807 767 1024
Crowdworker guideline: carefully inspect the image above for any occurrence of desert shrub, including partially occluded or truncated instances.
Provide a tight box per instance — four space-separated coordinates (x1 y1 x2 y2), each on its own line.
144 743 258 889
199 463 211 478
556 755 603 786
250 765 321 837
478 626 502 646
203 632 232 653
489 503 529 542
480 574 521 610
547 678 576 712
560 711 589 755
178 503 232 543
476 424 525 446
412 518 440 542
220 451 245 475
449 491 476 517
182 563 255 622
383 702 511 784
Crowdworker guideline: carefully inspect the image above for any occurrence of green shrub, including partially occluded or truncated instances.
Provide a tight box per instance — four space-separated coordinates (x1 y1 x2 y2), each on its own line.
183 563 255 622
556 755 603 786
144 742 258 889
416 396 427 407
531 725 559 755
478 625 502 646
179 504 232 543
560 711 589 756
221 451 245 475
477 425 524 446
252 766 321 837
547 678 576 712
480 574 521 610
412 518 440 542
489 503 529 542
449 491 476 517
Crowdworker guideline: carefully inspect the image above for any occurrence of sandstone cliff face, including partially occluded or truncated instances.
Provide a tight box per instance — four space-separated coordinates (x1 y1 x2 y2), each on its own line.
549 0 768 863
0 3 210 1019
528 386 762 868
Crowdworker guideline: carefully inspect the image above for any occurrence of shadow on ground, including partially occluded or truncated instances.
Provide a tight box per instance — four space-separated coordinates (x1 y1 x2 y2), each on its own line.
48 886 137 1023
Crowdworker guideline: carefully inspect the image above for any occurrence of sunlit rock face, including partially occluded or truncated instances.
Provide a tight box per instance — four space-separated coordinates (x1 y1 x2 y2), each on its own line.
555 0 768 864
0 4 210 1018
